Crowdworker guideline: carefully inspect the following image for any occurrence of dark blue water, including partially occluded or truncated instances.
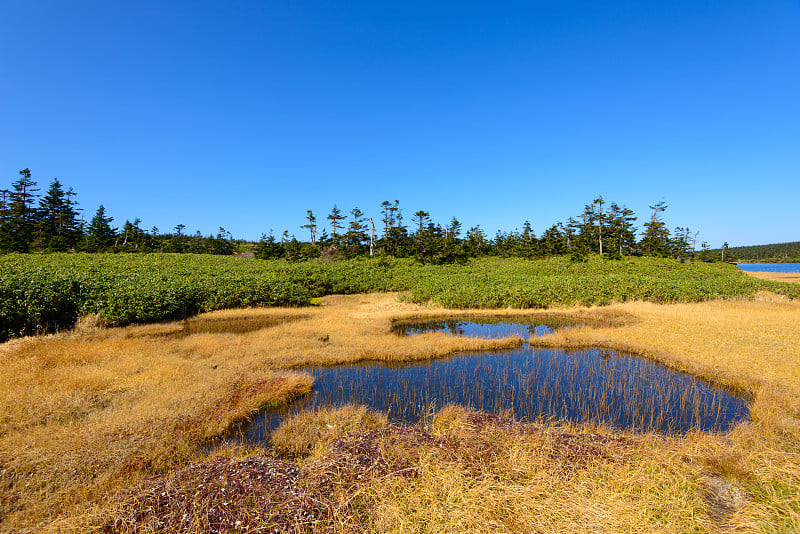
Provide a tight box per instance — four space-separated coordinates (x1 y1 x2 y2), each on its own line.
235 346 749 444
738 262 800 273
391 315 584 339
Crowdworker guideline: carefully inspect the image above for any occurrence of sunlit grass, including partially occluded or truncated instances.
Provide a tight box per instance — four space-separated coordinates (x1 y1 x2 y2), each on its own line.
1 292 799 531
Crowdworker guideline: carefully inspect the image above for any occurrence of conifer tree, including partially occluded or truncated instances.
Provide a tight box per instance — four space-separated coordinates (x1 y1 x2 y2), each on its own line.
301 210 317 245
327 204 345 240
254 232 284 259
86 204 116 252
0 169 40 252
36 179 82 251
640 201 671 256
607 202 637 256
344 207 368 254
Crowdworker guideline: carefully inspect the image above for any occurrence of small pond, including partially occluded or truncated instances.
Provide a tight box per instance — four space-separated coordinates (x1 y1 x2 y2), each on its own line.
391 315 585 339
233 345 749 445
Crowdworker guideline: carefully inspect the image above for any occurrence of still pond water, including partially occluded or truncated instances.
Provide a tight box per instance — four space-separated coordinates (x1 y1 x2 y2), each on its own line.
738 262 800 273
390 315 584 339
232 319 748 444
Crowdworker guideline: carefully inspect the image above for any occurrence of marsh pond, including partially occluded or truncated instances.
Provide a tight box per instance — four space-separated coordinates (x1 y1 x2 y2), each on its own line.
226 317 749 445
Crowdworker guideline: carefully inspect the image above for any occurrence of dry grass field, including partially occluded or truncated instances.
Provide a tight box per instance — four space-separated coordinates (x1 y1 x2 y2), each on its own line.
1 292 799 532
744 271 800 284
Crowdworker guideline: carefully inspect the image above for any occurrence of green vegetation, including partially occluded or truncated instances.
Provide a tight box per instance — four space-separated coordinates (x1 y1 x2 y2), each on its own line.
3 253 799 342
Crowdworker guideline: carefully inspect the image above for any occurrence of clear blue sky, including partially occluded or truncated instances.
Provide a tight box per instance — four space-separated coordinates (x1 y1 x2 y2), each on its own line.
1 1 798 246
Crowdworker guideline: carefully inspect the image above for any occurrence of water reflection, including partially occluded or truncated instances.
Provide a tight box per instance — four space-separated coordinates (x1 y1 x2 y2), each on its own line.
234 346 749 445
391 315 585 339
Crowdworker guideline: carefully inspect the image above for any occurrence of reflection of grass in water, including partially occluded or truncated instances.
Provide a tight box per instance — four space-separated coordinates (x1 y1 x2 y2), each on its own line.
231 345 749 446
390 314 598 339
272 347 748 437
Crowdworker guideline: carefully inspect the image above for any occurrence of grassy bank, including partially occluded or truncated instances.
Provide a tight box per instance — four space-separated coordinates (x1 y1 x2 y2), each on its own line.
1 293 799 531
744 271 800 284
3 253 799 341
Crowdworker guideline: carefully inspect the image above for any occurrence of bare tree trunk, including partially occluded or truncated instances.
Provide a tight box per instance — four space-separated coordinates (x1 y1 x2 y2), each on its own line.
369 218 375 258
598 226 603 256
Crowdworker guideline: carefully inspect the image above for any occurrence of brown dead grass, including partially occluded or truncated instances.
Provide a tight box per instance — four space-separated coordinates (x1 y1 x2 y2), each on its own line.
1 292 799 532
744 271 800 284
272 405 388 458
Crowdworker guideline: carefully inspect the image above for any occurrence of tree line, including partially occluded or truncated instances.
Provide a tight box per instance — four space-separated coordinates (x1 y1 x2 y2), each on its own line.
0 169 238 254
2 168 732 262
715 241 800 262
257 198 733 263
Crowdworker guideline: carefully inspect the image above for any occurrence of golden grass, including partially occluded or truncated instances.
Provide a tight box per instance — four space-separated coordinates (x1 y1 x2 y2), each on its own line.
1 292 799 532
272 404 388 458
744 271 800 284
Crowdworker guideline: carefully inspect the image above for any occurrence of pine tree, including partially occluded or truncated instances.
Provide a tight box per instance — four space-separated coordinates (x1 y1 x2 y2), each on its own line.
0 169 39 252
344 207 368 254
254 232 284 259
86 205 116 252
640 201 671 257
301 210 317 245
327 204 346 240
412 210 430 237
36 179 82 251
607 202 637 256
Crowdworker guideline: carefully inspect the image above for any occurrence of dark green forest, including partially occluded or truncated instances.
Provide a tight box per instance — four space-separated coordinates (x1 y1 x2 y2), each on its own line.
1 168 734 262
712 241 800 262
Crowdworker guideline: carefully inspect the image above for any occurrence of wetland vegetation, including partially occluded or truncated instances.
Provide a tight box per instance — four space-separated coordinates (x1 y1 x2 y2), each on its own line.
1 290 800 532
3 253 800 342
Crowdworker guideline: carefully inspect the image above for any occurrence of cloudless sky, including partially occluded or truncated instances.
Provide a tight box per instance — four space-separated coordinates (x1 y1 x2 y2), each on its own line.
1 1 798 246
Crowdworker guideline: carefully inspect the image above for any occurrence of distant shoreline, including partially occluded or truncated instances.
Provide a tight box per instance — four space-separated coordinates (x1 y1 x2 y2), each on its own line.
736 259 800 264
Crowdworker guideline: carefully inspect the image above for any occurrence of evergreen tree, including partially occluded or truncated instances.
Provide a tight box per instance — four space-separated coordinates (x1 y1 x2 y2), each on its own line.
85 204 116 252
446 217 462 241
327 204 345 241
344 207 368 255
518 221 538 257
540 224 567 256
301 210 317 245
464 225 489 256
211 227 234 255
118 218 145 251
670 227 695 259
163 224 189 253
607 202 637 256
0 169 40 252
36 179 82 251
380 200 399 236
639 201 671 256
412 210 430 237
284 237 305 262
254 232 284 259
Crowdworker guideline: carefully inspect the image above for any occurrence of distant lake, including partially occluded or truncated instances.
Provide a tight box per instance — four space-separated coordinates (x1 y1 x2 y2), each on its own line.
738 263 800 273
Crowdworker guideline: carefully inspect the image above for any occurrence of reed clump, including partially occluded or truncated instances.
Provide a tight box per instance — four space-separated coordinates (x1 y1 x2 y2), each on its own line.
272 404 388 458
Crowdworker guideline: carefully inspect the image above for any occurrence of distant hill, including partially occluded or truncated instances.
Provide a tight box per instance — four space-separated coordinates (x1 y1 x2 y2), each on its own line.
715 241 800 262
